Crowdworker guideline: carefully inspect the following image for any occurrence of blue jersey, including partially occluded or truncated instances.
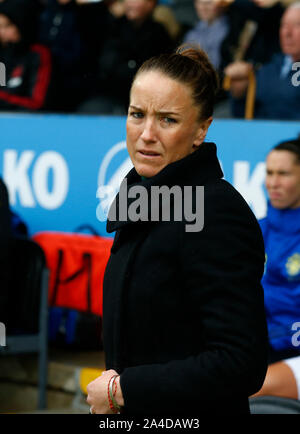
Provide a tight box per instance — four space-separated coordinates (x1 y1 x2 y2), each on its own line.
259 203 300 351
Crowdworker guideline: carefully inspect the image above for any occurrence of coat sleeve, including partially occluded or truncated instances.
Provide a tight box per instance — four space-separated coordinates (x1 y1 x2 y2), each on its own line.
120 182 268 414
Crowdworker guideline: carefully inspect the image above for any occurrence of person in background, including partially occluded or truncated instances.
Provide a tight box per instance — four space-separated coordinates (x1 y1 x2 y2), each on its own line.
252 138 300 401
86 45 268 415
181 0 242 117
38 0 91 112
183 0 231 71
224 2 300 120
228 0 283 67
152 1 182 43
0 0 52 112
77 0 173 115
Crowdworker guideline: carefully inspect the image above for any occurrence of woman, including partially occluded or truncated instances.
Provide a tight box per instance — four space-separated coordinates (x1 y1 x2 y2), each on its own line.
252 138 300 401
86 45 268 415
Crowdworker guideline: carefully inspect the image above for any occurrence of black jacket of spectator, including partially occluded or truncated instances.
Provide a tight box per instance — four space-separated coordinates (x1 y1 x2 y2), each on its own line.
38 0 90 111
0 43 51 111
95 15 173 110
220 0 283 69
0 0 52 111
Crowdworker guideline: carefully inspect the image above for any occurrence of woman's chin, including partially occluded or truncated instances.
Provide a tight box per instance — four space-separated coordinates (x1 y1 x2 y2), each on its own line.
136 164 160 179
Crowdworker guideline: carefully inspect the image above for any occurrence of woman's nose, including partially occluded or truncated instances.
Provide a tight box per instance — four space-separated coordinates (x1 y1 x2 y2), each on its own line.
140 119 157 142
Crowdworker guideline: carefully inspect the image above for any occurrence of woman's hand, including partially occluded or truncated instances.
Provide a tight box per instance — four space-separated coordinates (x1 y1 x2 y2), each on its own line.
86 369 124 414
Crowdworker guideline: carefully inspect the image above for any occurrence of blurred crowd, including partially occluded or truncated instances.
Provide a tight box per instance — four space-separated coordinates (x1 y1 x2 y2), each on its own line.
0 0 299 118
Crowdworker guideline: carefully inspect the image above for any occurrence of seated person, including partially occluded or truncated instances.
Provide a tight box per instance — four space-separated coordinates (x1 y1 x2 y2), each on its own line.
0 0 52 112
183 0 231 71
224 3 300 120
77 0 173 115
253 137 300 400
38 0 91 112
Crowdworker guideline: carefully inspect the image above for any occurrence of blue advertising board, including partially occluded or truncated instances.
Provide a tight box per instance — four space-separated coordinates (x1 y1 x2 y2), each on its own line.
0 114 299 236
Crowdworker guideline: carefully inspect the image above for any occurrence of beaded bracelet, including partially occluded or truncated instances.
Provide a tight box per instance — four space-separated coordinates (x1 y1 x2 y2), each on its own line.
107 376 117 413
107 375 121 414
110 375 121 413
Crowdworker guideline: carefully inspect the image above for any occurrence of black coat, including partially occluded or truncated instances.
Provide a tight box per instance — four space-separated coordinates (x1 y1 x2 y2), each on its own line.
103 142 268 415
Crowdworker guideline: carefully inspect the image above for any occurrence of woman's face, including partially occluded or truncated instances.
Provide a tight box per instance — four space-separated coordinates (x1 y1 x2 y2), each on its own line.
126 71 212 178
266 150 300 209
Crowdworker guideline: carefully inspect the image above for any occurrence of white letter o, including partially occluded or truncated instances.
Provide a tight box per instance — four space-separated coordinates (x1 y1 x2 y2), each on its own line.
33 151 69 209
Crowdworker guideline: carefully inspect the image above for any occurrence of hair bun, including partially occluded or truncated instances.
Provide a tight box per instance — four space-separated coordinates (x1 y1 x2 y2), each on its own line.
176 43 219 97
176 43 210 64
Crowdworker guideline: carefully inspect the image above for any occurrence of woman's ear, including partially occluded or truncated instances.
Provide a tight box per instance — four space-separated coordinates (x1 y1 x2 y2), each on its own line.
193 117 213 148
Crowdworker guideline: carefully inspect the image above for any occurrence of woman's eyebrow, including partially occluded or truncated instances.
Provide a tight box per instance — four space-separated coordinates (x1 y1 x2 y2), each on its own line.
129 105 180 116
157 110 179 116
129 105 142 110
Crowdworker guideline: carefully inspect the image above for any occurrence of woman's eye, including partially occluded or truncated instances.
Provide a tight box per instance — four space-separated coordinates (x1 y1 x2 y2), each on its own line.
130 111 143 119
162 117 177 124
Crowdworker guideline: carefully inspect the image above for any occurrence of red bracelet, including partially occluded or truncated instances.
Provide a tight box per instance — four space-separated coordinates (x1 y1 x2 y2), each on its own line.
107 376 117 413
114 377 117 396
107 375 121 414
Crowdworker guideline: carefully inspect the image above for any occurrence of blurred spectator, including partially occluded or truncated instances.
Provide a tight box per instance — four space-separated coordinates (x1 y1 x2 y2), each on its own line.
183 0 232 71
152 3 182 42
38 0 91 112
170 0 198 31
181 0 243 117
77 0 173 115
251 138 300 400
171 0 284 64
75 0 116 95
108 0 182 41
224 2 300 120
181 0 284 118
0 177 12 326
227 0 284 67
0 0 52 112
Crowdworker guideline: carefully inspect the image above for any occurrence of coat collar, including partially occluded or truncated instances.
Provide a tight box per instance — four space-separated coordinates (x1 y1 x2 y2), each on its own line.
106 142 223 233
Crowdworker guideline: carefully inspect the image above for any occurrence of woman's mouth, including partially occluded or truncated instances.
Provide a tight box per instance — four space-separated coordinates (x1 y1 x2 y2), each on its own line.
138 150 160 158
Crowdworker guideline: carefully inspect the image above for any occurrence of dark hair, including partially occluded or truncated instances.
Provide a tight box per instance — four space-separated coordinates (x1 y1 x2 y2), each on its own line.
272 136 300 164
132 44 219 121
